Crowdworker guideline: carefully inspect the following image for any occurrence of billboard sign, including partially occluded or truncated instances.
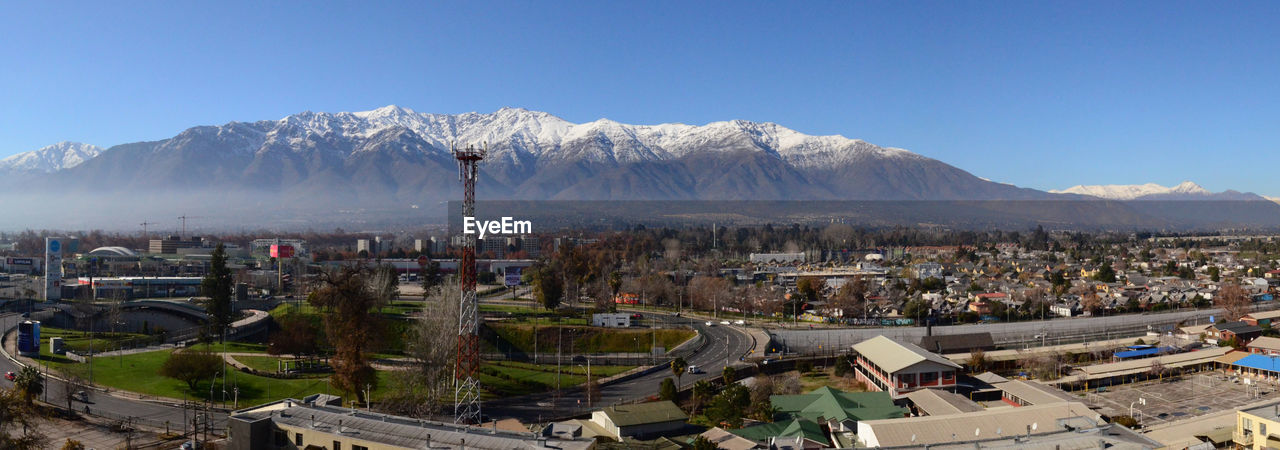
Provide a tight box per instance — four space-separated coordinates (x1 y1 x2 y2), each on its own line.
6 257 33 265
270 245 295 258
44 237 62 301
505 267 522 287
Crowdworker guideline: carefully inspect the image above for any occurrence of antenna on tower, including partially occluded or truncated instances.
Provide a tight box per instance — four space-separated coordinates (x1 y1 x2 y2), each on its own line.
452 142 487 424
140 221 156 240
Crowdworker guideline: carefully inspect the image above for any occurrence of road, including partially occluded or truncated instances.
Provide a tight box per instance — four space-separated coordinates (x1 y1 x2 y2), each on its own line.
769 308 1222 354
483 313 755 423
0 313 225 436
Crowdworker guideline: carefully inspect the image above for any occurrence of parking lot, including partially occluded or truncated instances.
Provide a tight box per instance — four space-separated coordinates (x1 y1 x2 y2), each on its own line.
1082 373 1280 427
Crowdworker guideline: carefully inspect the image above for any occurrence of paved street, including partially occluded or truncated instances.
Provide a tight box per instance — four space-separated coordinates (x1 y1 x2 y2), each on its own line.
0 313 225 439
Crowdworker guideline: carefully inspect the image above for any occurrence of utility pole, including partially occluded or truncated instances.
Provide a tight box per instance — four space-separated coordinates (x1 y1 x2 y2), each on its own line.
452 143 486 424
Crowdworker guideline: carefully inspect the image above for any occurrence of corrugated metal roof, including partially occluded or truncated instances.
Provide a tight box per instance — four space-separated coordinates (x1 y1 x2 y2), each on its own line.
859 402 1100 447
998 380 1075 406
904 389 983 416
853 335 961 373
1249 336 1280 351
600 401 688 427
1080 346 1230 378
1233 354 1280 372
234 401 593 450
1216 350 1251 364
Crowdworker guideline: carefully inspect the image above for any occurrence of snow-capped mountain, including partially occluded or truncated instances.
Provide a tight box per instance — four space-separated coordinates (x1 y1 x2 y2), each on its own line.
30 105 1049 202
0 142 103 173
1050 181 1262 201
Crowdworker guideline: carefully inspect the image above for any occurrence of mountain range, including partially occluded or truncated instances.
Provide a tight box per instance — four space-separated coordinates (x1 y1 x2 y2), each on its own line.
0 106 1275 230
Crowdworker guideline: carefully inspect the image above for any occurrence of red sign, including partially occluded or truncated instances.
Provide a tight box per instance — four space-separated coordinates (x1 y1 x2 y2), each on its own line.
270 245 295 258
417 255 429 266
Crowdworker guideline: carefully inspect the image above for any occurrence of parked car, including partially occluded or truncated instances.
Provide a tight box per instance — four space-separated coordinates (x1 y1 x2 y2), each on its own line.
3 371 14 381
733 320 746 325
705 321 716 326
719 320 731 325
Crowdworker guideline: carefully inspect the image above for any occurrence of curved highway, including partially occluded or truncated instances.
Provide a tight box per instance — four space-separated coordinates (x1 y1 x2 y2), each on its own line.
0 313 225 435
483 312 755 422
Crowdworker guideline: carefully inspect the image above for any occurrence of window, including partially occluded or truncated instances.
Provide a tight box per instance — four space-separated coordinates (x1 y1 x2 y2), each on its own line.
333 441 342 450
354 446 369 450
295 433 303 446
274 430 287 447
1262 422 1268 436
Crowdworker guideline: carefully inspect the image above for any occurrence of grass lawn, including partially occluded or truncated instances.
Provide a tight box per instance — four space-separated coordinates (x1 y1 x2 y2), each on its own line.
795 369 867 393
39 327 160 353
33 348 399 407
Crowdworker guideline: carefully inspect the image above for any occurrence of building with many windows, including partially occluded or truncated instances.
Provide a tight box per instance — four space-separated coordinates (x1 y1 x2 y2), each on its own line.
851 335 961 398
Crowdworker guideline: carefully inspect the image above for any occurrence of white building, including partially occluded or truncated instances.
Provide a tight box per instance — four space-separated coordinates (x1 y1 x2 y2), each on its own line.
592 313 631 328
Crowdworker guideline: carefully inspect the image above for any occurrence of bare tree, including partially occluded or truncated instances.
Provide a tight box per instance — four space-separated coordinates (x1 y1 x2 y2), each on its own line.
1215 284 1251 321
382 278 459 417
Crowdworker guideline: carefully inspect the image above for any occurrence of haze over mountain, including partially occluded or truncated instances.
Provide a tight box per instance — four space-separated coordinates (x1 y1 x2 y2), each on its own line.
1 106 1275 231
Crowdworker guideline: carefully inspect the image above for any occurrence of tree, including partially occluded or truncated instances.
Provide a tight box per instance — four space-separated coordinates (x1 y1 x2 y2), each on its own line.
0 387 46 449
691 435 718 450
968 348 988 373
671 357 688 388
706 384 751 428
532 264 564 310
159 350 222 391
722 366 737 385
13 366 41 406
659 378 677 401
795 277 821 304
383 279 459 417
1216 284 1251 321
61 439 86 450
201 243 234 340
1208 266 1220 282
1094 262 1116 283
692 380 716 416
62 373 86 414
309 265 390 404
420 260 442 292
267 309 323 357
902 299 930 322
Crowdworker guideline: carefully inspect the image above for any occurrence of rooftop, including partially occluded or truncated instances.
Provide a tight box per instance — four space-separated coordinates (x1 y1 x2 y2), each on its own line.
857 402 1102 448
853 335 962 373
599 401 688 427
769 386 907 423
233 397 591 450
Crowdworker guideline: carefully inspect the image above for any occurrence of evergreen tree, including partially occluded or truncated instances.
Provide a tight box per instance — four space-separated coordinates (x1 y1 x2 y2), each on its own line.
201 243 234 340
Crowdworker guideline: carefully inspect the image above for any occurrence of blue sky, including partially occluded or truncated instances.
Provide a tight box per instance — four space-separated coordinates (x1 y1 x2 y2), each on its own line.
2 1 1278 194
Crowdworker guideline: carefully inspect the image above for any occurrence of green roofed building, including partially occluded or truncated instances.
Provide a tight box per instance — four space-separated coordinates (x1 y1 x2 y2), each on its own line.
730 387 909 449
769 387 907 432
731 419 829 448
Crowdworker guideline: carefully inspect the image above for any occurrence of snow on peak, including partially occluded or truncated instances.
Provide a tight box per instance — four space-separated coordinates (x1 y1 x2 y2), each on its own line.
1051 181 1211 200
0 141 104 173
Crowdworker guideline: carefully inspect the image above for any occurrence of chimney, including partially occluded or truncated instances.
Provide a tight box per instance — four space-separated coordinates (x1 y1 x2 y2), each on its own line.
311 414 315 428
427 434 432 449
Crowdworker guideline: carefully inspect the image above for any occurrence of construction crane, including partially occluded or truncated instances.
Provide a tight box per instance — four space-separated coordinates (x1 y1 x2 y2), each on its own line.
139 221 156 240
452 142 486 424
177 215 204 238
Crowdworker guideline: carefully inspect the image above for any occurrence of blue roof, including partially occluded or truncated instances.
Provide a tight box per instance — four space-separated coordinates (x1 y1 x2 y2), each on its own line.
1114 346 1178 359
1235 354 1280 372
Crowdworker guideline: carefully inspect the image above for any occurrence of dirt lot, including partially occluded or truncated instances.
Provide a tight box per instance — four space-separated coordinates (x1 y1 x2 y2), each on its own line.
1081 372 1280 427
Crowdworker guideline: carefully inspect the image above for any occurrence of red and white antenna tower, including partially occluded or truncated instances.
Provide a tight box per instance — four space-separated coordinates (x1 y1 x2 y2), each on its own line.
452 142 486 424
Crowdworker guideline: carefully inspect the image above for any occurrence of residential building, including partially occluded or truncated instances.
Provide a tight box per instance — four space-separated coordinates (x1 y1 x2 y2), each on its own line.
589 401 689 441
1235 401 1280 450
228 395 593 450
1249 337 1280 356
1207 321 1263 345
850 335 962 398
1244 310 1280 328
767 387 906 432
149 236 203 254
